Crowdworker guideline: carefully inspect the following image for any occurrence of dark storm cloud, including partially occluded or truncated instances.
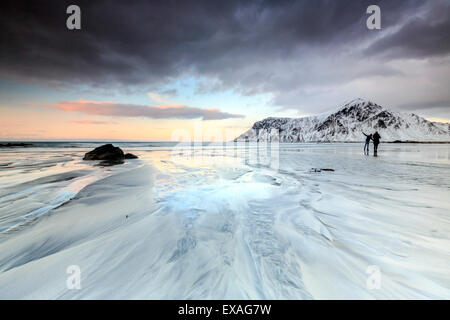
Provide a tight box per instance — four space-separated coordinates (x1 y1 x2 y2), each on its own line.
0 0 420 86
0 0 449 116
396 99 450 120
399 99 450 111
365 1 450 59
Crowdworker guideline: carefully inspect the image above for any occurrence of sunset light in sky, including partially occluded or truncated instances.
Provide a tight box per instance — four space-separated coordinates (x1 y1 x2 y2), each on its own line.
1 1 449 141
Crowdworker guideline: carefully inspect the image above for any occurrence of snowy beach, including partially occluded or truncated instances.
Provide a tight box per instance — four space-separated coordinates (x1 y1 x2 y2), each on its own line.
0 142 449 299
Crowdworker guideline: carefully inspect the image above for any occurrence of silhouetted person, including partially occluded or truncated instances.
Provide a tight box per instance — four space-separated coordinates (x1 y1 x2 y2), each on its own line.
372 131 381 156
362 131 372 155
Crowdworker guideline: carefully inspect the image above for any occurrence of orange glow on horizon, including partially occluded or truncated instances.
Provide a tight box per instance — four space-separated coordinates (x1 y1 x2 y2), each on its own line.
0 104 252 141
425 117 450 124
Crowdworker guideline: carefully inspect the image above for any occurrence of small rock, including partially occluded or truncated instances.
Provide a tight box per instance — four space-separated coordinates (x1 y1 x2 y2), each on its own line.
310 168 335 173
124 153 138 159
83 144 124 160
0 142 31 148
83 144 138 165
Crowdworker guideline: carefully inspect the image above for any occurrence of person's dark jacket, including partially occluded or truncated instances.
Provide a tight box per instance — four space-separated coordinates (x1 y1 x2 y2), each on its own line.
363 133 372 142
372 132 381 144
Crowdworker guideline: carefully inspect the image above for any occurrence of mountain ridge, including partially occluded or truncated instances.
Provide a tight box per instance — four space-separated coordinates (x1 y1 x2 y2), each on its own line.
235 98 450 142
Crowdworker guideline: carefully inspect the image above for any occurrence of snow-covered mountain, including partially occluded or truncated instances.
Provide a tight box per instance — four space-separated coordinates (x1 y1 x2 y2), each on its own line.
235 98 450 142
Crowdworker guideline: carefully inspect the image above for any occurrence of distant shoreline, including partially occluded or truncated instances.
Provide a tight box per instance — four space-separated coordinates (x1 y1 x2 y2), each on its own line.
234 140 450 144
385 140 450 144
1 140 450 147
318 140 450 144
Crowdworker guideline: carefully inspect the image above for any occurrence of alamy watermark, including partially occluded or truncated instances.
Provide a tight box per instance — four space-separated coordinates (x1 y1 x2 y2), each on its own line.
366 5 381 30
67 4 381 31
169 121 280 171
66 5 81 30
366 265 381 290
66 265 82 290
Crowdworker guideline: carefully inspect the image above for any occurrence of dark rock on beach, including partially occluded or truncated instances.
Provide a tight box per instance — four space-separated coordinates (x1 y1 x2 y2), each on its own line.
310 168 335 173
83 144 138 164
83 144 124 160
124 153 138 159
0 142 31 148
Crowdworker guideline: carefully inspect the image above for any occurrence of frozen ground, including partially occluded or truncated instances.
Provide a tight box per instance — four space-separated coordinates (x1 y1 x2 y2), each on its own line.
0 142 449 299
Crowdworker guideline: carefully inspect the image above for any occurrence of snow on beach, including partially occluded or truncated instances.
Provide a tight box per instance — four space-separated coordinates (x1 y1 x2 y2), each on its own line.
0 142 449 299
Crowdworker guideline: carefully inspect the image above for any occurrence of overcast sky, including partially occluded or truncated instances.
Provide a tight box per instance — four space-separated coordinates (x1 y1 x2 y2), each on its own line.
1 0 449 139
